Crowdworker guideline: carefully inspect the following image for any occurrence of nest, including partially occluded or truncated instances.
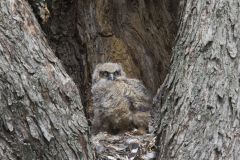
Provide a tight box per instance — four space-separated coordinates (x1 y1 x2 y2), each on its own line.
92 130 157 160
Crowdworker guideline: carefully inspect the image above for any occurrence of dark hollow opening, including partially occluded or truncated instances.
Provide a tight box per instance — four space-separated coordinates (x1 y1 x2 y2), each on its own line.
29 0 182 123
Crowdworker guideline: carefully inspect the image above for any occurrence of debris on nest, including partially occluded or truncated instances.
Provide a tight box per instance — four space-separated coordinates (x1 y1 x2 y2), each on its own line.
92 130 157 160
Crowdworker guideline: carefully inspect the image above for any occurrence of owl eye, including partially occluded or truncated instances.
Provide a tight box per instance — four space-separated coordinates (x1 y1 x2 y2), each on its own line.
114 70 121 76
100 71 109 77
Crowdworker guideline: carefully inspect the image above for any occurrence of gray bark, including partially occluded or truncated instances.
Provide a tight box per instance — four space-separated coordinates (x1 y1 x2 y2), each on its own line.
0 0 94 159
155 0 240 159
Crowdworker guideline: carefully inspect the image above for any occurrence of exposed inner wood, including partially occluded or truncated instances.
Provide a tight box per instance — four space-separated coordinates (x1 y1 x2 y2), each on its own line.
31 0 179 121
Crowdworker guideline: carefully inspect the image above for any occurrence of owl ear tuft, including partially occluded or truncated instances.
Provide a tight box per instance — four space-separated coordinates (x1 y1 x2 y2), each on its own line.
94 64 102 72
95 63 102 69
116 63 122 66
92 64 103 84
117 63 126 77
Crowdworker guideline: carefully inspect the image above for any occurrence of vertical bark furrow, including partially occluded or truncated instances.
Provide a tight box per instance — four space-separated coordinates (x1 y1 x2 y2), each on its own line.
156 0 240 159
0 0 94 159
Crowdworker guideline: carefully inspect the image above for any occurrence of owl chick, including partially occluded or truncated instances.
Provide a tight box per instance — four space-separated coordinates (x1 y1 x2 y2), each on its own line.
91 62 152 134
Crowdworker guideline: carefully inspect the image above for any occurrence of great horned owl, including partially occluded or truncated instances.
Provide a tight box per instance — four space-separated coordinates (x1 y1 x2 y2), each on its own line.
91 62 152 134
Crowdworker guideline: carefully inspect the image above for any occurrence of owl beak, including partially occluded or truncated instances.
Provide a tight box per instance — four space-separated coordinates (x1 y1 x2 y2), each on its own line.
108 73 116 81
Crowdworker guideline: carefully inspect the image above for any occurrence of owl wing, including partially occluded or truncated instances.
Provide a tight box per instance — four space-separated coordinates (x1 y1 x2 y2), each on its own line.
123 78 152 112
91 80 111 108
91 80 121 109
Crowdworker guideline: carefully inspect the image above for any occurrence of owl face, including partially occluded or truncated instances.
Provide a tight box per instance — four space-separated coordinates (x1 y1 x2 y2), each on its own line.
92 62 126 83
99 69 121 80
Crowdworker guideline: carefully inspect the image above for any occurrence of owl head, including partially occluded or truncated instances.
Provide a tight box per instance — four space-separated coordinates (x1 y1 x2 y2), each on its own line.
92 62 126 84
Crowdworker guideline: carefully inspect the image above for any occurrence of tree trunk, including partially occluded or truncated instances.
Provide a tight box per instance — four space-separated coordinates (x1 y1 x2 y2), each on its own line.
155 0 240 159
0 0 94 159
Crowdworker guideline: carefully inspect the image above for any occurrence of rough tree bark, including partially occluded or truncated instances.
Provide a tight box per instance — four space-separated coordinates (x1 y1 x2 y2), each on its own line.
0 0 94 159
155 0 240 159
